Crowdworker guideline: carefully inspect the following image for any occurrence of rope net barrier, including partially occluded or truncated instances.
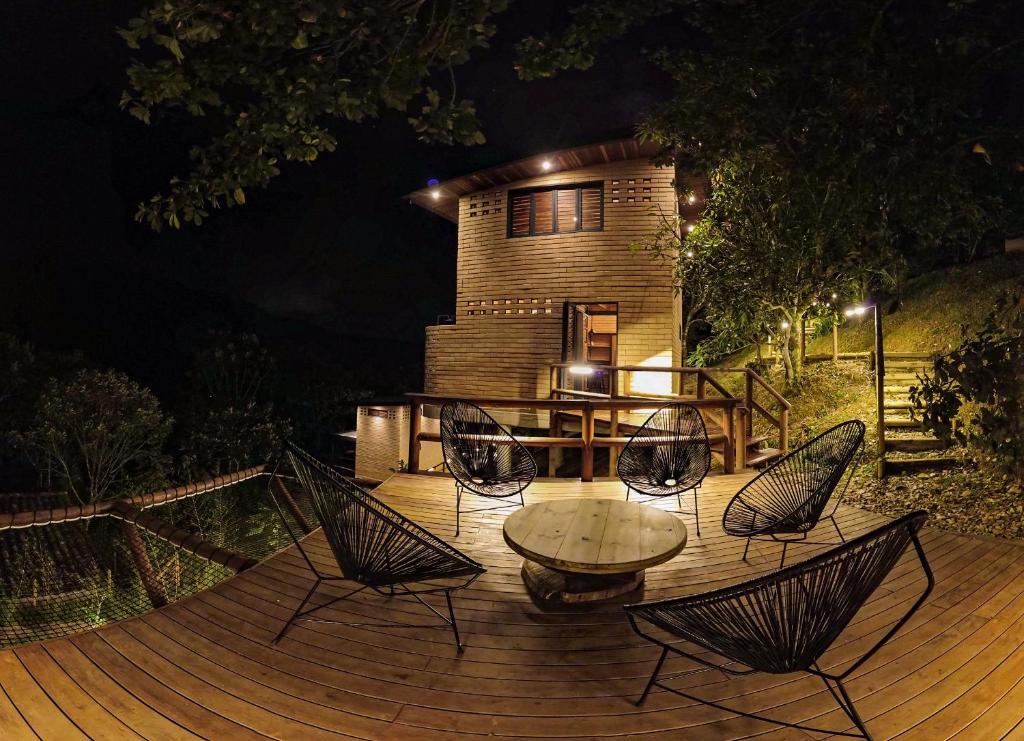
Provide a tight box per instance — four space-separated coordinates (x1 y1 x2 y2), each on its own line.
0 468 319 649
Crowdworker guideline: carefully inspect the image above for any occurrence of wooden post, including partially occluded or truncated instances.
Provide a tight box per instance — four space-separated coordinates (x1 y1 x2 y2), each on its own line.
622 369 632 397
736 407 749 470
874 306 886 478
779 408 790 453
550 365 559 397
696 371 706 400
549 412 562 477
120 520 168 609
722 405 735 474
607 373 619 472
832 320 839 362
744 372 754 436
272 475 314 534
581 402 595 482
407 399 421 474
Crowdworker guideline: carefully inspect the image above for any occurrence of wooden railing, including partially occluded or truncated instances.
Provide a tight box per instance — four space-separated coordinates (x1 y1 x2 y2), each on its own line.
549 363 791 460
406 393 741 481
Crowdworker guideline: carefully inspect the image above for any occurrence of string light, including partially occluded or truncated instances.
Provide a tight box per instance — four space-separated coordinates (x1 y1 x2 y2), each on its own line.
685 223 695 233
781 320 790 329
687 194 697 205
685 250 694 258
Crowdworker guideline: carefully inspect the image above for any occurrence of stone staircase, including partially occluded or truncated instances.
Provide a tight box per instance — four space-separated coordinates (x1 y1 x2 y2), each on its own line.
881 352 959 473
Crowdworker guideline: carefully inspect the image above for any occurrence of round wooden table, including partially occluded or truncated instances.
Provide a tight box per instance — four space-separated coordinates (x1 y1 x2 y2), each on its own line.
503 498 688 603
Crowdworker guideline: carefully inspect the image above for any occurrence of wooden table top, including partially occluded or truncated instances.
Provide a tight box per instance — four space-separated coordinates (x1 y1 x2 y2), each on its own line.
503 498 687 574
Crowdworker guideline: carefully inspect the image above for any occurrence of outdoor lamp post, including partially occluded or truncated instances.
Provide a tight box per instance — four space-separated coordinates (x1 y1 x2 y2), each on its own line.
845 303 886 477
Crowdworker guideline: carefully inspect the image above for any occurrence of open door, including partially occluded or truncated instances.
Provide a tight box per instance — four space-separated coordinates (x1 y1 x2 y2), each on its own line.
562 302 618 392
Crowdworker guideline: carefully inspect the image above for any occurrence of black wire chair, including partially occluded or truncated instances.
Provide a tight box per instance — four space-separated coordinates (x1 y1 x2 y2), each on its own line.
440 400 537 536
626 510 933 739
616 402 712 535
267 443 486 651
722 419 865 567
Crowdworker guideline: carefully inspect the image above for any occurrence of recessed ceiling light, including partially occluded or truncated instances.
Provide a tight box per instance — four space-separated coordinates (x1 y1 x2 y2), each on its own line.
541 159 552 171
430 190 440 200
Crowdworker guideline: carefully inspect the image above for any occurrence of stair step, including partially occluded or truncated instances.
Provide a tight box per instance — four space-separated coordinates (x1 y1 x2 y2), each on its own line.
746 448 783 467
885 417 923 429
884 456 961 473
886 436 949 453
884 385 914 394
883 400 919 410
746 434 770 448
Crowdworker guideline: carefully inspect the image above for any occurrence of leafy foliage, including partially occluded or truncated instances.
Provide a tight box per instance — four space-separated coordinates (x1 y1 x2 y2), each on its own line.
119 0 505 229
520 0 1024 369
911 290 1024 481
178 332 290 476
21 371 172 503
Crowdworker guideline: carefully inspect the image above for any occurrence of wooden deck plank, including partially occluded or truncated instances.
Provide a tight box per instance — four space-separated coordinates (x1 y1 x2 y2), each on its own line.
2 472 1023 738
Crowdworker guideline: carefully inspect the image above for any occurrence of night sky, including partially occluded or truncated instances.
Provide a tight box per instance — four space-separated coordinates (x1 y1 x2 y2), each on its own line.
0 1 671 395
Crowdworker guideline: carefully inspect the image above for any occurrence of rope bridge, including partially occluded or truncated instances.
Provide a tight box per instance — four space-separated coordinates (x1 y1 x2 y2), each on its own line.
0 466 320 649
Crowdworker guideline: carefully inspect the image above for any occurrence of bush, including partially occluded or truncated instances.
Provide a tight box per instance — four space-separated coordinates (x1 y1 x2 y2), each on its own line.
178 332 290 477
21 369 172 502
911 289 1024 482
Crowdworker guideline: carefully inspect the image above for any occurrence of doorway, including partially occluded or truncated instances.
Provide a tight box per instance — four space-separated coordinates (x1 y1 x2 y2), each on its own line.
562 302 618 393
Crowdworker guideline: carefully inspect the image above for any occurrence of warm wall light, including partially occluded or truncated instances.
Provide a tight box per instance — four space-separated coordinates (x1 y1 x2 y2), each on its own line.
430 189 440 200
541 159 552 171
568 364 594 376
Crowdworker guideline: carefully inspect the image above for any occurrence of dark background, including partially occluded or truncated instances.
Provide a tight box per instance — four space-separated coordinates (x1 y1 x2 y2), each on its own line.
0 1 672 400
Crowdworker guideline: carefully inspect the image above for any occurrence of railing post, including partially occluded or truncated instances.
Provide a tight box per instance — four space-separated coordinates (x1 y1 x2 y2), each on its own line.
622 369 632 396
549 412 562 477
696 370 706 400
722 403 735 474
550 365 559 398
273 475 314 534
581 402 595 482
120 519 168 609
407 399 422 474
744 371 754 436
779 408 789 453
736 406 749 470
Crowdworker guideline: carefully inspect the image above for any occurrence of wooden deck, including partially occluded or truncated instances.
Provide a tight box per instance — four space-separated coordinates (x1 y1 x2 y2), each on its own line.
3 472 1024 739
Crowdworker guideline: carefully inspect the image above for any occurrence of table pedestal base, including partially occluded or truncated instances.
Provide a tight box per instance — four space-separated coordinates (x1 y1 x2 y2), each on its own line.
521 560 644 603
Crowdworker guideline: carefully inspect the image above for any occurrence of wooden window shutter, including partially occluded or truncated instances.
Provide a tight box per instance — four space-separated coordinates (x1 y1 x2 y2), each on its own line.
510 193 531 236
533 190 555 234
580 186 602 230
555 189 578 233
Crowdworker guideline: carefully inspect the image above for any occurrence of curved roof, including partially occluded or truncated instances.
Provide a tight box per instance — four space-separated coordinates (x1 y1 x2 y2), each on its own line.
406 137 661 223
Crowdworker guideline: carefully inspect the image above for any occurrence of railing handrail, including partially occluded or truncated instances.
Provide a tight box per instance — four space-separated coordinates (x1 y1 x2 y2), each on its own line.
408 392 740 410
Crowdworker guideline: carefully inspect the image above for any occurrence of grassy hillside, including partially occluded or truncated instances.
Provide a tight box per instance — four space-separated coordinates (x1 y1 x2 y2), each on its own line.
809 252 1024 356
712 252 1024 539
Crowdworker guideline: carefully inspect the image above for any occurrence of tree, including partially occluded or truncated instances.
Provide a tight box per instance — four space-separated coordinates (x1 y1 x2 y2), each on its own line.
22 370 172 503
518 0 1024 366
911 289 1024 482
119 0 507 230
178 332 290 476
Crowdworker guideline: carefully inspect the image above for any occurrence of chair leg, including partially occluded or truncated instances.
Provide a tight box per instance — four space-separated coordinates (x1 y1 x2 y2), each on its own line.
455 484 462 537
742 538 751 561
625 486 631 501
445 590 464 653
273 577 321 644
779 541 789 569
635 646 669 706
821 676 872 739
692 489 701 537
831 515 846 543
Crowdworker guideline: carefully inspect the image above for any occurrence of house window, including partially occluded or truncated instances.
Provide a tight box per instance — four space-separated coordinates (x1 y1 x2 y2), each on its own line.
507 183 603 237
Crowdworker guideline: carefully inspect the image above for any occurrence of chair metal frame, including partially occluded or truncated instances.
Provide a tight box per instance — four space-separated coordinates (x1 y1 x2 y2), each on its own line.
268 444 485 652
723 419 866 568
617 402 712 536
626 511 934 740
440 400 537 536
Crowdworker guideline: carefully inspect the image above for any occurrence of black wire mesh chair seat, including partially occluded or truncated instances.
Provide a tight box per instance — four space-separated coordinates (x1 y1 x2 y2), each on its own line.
723 419 865 567
626 510 933 739
440 400 537 536
616 403 712 535
268 443 486 651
